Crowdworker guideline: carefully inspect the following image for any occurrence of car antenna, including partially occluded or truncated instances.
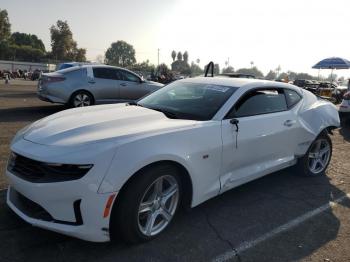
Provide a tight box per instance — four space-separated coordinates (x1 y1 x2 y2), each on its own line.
204 61 214 77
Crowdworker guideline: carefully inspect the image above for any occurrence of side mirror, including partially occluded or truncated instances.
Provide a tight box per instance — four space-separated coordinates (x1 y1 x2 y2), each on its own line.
230 118 239 125
230 118 239 132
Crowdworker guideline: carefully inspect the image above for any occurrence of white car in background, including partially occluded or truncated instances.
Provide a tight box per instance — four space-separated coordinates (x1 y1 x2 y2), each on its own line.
6 77 339 243
339 91 350 121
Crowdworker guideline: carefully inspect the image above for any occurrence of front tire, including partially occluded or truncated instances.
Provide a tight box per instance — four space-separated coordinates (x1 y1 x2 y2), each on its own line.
296 132 332 176
110 164 182 243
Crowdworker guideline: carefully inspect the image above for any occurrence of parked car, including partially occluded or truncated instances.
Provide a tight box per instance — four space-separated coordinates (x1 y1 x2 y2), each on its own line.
38 65 164 107
339 91 350 122
7 77 339 243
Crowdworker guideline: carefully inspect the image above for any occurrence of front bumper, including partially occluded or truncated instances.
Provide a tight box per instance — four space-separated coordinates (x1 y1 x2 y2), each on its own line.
6 170 117 242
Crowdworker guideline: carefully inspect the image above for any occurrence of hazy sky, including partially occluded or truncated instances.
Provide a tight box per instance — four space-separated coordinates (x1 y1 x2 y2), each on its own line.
2 0 350 78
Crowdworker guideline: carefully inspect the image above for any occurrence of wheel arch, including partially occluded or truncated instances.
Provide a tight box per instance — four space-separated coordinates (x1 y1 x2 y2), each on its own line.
113 160 193 210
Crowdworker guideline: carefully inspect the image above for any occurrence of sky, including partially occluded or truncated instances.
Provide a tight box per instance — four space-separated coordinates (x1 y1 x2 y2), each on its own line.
2 0 350 79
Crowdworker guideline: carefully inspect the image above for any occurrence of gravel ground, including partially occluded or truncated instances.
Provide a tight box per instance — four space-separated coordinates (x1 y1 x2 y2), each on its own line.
0 80 349 262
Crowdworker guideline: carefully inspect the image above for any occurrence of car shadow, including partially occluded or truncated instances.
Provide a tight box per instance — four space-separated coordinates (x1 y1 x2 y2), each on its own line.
0 105 65 123
0 167 348 262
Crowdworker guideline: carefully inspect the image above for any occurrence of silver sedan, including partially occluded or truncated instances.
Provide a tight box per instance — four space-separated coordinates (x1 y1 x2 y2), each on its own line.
38 65 164 107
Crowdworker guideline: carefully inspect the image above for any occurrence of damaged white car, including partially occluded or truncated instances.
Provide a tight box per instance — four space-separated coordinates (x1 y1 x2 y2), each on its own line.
6 77 340 243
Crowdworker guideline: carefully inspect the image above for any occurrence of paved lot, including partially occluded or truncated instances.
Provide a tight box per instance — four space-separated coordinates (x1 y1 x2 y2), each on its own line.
0 80 349 262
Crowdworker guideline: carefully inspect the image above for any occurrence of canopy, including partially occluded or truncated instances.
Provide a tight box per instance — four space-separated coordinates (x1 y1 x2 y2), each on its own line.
312 57 350 69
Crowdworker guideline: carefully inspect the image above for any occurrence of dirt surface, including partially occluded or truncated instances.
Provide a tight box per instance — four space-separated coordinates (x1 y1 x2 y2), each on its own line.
0 81 349 262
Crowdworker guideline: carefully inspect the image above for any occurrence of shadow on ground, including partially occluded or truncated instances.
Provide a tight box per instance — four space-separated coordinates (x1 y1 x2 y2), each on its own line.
0 105 65 123
0 167 348 262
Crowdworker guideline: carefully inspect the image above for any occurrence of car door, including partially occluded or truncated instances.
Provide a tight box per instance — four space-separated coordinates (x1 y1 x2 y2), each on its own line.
91 67 122 103
220 87 300 193
119 70 149 101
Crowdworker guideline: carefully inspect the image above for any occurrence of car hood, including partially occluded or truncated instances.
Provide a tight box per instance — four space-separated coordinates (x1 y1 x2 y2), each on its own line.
23 104 197 146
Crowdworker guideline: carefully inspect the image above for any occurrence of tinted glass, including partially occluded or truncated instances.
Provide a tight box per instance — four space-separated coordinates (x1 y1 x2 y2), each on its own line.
121 71 140 82
138 81 237 121
284 89 301 108
233 89 287 117
93 68 121 80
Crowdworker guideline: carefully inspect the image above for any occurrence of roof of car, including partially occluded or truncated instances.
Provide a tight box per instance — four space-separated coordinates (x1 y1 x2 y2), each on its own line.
182 76 301 91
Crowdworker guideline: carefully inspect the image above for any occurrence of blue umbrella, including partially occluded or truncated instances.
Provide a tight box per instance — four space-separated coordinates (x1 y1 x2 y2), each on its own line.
312 57 350 69
312 57 350 82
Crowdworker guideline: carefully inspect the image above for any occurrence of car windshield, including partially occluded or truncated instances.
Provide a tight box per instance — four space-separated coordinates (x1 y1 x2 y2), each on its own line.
138 81 237 121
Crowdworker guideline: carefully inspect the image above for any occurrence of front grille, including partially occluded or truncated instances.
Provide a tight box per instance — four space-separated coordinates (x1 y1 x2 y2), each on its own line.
7 152 92 183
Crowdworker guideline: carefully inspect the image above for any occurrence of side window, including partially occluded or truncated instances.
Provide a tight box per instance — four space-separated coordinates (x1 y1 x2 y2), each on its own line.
229 88 287 118
284 89 302 108
121 70 140 82
93 68 121 80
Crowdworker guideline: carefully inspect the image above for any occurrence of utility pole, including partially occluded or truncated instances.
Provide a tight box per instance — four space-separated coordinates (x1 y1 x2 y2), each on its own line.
157 48 160 67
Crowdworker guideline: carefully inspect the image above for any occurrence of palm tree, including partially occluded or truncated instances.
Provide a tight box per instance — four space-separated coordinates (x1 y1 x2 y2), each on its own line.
183 51 189 62
171 50 176 62
177 51 183 61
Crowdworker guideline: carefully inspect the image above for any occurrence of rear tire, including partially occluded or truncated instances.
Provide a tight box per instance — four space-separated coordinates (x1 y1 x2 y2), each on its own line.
110 164 182 244
296 132 332 176
69 91 94 108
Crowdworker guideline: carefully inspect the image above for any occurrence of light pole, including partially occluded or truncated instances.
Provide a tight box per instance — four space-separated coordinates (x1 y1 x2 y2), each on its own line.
157 48 160 68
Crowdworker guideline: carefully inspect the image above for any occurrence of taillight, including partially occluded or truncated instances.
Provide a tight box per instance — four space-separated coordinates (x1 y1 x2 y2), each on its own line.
343 91 350 100
42 76 65 84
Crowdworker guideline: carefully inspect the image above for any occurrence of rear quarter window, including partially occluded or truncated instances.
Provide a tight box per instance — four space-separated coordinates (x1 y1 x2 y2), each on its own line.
284 89 302 108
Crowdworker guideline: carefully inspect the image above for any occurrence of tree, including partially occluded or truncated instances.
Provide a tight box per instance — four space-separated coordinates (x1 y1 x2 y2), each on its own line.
0 9 11 41
105 40 136 67
265 70 277 80
278 72 289 81
171 50 176 62
183 51 189 62
177 51 182 61
214 64 220 75
222 66 234 73
157 63 170 76
129 60 156 76
196 58 200 64
11 32 45 52
171 59 191 75
50 20 86 61
190 61 203 76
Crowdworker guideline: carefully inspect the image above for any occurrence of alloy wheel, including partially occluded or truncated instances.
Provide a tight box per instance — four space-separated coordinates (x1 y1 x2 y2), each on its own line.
73 93 91 107
137 175 179 236
308 138 331 174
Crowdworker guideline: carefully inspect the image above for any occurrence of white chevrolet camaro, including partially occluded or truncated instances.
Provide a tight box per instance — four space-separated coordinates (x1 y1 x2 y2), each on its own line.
6 77 339 243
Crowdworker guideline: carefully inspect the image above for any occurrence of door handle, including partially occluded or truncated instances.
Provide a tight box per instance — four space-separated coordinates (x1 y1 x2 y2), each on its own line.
120 83 127 87
284 120 296 127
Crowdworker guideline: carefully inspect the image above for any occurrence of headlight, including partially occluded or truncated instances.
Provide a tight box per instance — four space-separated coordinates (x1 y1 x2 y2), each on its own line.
7 152 93 183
